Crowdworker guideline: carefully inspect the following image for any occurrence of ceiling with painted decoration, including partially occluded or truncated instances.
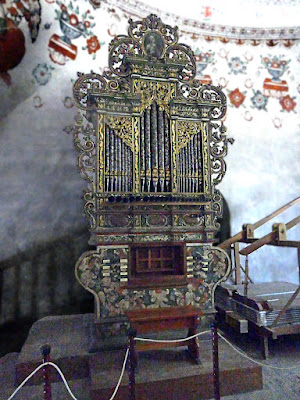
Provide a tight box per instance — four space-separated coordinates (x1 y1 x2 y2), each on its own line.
139 0 299 27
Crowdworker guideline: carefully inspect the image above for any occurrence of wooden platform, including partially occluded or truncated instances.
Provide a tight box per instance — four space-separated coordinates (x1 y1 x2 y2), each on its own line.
15 314 263 399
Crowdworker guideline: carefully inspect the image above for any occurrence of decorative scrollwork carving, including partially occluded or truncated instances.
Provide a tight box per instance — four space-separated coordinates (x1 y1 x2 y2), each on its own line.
177 120 201 150
109 36 142 77
105 116 133 150
166 44 196 82
212 190 223 218
73 72 107 110
178 82 227 119
84 188 97 230
133 80 176 113
70 112 97 229
210 121 234 185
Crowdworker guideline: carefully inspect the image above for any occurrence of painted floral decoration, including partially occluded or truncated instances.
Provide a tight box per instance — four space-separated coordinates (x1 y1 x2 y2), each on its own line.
261 55 290 81
251 90 268 111
228 88 246 108
55 1 96 38
280 95 296 112
228 56 247 75
86 35 100 54
4 0 41 42
32 63 54 85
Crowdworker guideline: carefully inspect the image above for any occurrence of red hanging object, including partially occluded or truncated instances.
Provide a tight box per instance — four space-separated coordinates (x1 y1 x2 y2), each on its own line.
0 17 25 85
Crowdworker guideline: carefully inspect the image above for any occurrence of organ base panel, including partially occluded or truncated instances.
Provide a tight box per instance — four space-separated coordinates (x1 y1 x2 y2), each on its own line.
71 13 233 329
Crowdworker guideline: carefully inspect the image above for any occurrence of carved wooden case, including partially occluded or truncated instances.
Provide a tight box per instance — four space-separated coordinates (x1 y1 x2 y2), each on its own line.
72 14 232 321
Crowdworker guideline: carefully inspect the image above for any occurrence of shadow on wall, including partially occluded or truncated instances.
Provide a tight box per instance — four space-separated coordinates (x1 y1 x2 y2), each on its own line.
0 228 94 357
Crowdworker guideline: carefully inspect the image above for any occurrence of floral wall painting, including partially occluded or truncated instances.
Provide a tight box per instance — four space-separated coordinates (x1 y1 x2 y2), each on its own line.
280 95 297 113
228 88 246 108
261 55 290 98
228 56 247 75
2 0 41 42
251 90 268 111
32 62 54 85
48 0 103 65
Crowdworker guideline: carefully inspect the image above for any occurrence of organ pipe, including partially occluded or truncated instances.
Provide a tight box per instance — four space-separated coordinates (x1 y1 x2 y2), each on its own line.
197 131 202 192
150 102 159 191
164 111 171 191
104 111 203 195
105 126 110 191
140 114 145 191
157 107 165 191
145 108 151 192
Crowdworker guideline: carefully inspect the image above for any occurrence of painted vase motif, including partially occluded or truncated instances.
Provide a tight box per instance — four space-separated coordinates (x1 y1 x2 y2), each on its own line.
261 56 290 98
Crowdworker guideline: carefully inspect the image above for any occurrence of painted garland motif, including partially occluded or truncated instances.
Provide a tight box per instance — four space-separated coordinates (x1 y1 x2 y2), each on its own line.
75 245 231 322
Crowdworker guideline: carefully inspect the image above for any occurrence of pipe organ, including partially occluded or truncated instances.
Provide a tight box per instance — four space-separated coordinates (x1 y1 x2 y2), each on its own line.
72 14 233 335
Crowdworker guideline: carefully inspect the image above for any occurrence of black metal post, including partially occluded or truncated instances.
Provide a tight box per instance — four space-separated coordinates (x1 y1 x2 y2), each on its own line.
211 322 220 400
41 345 52 400
128 328 137 400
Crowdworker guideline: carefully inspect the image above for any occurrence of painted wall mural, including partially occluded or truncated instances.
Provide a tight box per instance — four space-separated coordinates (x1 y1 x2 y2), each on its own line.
2 0 298 126
0 0 299 288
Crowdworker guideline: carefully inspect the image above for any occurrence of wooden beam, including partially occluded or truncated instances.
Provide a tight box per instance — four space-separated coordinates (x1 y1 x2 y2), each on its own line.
240 239 300 248
218 196 300 249
233 243 242 284
240 215 300 256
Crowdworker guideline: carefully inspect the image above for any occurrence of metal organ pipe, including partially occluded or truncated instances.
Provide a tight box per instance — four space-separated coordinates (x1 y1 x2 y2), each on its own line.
105 126 110 191
150 102 159 192
120 140 125 192
104 125 134 193
140 114 145 191
113 131 118 192
164 112 171 191
193 134 199 193
197 131 202 193
158 107 165 192
145 108 151 192
140 104 172 193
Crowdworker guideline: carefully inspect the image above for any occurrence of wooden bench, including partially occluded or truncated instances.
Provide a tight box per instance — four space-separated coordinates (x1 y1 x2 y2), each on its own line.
125 306 203 365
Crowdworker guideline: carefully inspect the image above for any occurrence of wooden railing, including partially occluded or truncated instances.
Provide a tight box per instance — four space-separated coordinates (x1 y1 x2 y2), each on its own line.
218 196 300 250
217 196 300 329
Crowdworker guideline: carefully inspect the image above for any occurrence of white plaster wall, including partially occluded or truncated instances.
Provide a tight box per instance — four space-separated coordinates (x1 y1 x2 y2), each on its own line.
0 1 299 285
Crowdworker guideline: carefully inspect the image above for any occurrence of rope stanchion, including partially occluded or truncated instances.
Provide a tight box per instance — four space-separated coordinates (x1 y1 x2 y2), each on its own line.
41 345 52 400
6 330 300 400
211 322 220 400
128 329 137 400
6 349 130 400
6 362 79 400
